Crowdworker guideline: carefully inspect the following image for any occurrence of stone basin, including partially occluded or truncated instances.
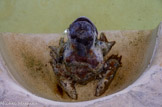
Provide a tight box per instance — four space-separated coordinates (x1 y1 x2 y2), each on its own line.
0 23 162 106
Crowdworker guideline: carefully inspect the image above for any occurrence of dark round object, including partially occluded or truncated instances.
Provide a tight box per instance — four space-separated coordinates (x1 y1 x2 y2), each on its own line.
69 17 98 51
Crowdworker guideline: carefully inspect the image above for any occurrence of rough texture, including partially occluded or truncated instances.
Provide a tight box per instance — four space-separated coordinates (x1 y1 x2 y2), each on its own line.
0 22 161 106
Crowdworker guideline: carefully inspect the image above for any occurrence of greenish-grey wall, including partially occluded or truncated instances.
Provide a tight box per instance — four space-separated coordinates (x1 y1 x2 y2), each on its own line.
0 0 162 33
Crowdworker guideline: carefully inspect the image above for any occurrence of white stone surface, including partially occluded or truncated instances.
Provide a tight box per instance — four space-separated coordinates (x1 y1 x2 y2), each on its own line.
0 22 162 107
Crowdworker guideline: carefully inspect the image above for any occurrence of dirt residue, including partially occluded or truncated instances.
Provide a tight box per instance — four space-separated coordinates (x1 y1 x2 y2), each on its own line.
0 30 154 102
